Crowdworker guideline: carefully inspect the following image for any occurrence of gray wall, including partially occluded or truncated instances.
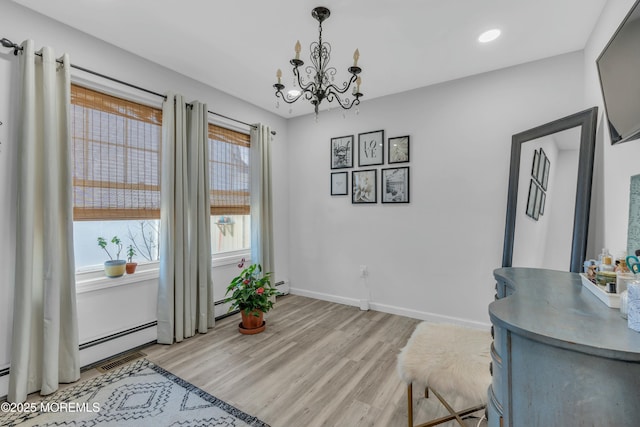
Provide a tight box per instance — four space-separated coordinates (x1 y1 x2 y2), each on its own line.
285 52 586 326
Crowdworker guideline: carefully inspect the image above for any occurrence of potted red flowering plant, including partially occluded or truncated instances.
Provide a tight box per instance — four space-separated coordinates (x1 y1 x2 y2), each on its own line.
225 259 276 334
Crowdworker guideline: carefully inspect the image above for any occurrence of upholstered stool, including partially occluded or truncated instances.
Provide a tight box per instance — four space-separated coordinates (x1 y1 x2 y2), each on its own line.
397 322 492 427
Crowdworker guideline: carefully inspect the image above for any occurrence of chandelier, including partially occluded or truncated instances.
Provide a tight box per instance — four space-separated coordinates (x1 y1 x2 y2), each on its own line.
273 6 363 117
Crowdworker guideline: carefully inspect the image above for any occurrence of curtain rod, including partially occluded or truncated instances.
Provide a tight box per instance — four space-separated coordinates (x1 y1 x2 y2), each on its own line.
1 37 276 135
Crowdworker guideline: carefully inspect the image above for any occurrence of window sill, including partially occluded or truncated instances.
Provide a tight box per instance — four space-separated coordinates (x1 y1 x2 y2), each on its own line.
76 262 160 294
75 250 250 294
211 249 251 268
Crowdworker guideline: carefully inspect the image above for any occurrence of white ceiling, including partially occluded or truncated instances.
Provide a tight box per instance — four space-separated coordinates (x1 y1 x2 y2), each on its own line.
12 0 608 118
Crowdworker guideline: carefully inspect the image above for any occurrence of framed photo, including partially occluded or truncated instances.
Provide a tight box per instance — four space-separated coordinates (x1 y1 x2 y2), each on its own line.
358 130 384 166
526 179 537 219
381 167 409 203
352 169 377 204
531 149 540 181
537 149 547 185
541 155 550 191
533 182 543 220
331 172 348 196
388 136 410 164
539 191 546 216
330 135 354 169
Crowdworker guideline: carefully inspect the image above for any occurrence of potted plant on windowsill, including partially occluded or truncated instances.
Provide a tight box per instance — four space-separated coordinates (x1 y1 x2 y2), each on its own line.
126 245 137 274
97 236 126 278
224 258 276 334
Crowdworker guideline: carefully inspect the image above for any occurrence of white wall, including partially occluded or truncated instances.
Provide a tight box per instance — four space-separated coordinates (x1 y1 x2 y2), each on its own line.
286 52 586 327
543 148 580 269
0 1 289 398
584 0 640 258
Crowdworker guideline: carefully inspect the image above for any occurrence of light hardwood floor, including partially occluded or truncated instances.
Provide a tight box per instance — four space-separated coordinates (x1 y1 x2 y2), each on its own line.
143 294 421 427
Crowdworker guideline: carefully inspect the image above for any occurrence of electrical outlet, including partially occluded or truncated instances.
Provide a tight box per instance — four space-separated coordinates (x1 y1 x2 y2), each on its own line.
359 265 367 278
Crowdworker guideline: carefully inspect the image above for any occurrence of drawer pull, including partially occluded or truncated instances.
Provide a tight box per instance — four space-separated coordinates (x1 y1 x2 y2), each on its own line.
489 361 493 376
491 325 495 339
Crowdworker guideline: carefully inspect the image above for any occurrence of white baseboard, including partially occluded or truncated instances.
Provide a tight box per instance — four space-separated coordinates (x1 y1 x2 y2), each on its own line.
79 326 157 368
289 287 360 307
289 287 491 330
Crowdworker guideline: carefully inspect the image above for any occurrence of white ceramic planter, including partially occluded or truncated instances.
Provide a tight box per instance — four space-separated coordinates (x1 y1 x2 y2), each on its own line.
104 260 126 278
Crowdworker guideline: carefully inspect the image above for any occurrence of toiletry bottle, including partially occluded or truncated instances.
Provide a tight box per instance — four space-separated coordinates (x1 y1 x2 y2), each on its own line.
599 248 611 267
616 258 630 273
601 255 614 272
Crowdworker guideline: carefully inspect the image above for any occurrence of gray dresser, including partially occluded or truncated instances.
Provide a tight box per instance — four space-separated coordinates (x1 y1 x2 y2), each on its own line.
488 268 640 427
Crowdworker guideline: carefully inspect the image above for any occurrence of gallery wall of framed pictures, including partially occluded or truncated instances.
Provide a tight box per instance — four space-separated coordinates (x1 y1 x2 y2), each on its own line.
329 129 410 204
526 147 550 221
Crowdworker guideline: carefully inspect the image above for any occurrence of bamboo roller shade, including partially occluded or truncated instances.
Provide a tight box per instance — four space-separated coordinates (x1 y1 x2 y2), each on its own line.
71 85 251 220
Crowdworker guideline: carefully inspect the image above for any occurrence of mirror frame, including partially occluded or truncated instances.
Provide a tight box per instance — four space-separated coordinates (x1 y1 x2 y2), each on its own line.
502 107 598 273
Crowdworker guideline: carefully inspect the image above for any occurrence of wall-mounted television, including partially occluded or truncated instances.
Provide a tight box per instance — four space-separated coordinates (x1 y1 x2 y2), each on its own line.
597 0 640 144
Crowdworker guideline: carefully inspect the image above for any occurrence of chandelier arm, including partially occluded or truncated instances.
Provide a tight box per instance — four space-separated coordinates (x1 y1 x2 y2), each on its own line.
274 89 304 104
325 89 362 110
324 73 359 95
294 65 316 93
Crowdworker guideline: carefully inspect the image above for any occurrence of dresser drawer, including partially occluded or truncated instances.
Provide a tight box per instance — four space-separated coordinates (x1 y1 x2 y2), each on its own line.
493 323 507 356
487 387 504 427
490 344 504 407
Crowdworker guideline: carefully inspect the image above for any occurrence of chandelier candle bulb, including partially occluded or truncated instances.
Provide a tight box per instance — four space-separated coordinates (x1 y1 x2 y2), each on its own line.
353 49 360 67
295 40 301 60
276 69 282 85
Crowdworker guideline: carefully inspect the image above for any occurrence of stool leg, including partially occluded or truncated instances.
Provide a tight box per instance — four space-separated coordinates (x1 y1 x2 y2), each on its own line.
430 388 466 427
408 383 413 427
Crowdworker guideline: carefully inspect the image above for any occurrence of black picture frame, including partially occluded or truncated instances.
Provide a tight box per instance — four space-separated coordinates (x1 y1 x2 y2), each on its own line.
542 156 550 191
381 167 409 203
352 169 377 203
358 130 384 166
330 172 348 196
531 149 540 180
537 148 547 185
330 135 354 169
526 179 537 219
533 182 543 220
388 136 410 164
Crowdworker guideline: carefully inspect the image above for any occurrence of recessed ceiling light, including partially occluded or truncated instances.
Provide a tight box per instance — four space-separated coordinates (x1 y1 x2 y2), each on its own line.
478 29 501 43
287 89 301 97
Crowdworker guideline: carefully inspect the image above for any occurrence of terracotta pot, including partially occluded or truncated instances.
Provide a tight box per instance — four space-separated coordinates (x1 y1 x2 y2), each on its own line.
240 309 264 330
126 262 138 274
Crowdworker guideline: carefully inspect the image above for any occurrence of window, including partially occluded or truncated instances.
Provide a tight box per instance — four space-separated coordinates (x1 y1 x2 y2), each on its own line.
70 85 251 270
208 124 251 254
71 84 162 270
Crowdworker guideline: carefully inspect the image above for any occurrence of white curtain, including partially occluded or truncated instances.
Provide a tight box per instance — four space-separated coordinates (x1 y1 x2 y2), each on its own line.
250 124 275 277
9 40 80 403
157 94 213 344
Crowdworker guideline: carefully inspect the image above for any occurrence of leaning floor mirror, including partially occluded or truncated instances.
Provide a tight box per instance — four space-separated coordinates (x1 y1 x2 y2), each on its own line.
502 107 598 272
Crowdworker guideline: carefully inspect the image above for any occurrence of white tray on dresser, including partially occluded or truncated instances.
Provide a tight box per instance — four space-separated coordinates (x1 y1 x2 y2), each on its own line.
580 273 620 308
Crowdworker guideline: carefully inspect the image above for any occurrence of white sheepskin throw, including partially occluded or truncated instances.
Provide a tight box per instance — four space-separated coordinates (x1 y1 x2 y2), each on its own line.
397 322 492 410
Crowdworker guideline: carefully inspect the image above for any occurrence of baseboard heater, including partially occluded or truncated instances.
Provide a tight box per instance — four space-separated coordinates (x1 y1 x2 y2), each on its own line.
0 301 280 379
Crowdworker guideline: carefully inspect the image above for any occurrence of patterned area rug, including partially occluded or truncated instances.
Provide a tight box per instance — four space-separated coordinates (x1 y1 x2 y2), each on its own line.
2 359 270 427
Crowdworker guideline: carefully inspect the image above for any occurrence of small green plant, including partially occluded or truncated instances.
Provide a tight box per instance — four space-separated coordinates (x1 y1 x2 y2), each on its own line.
97 236 123 261
224 259 277 316
126 245 136 263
